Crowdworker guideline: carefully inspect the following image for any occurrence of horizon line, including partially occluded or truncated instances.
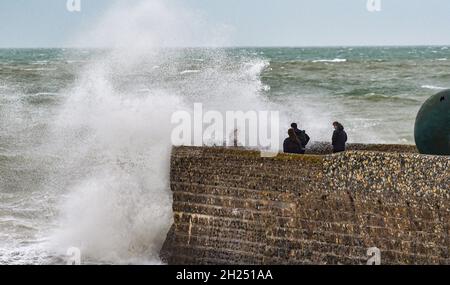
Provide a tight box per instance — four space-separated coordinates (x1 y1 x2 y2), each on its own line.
1 44 450 49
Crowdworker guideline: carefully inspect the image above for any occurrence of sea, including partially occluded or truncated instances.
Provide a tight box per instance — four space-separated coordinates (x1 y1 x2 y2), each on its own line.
1 46 449 264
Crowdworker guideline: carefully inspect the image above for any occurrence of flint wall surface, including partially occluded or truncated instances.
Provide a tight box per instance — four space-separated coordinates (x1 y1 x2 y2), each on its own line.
161 144 450 265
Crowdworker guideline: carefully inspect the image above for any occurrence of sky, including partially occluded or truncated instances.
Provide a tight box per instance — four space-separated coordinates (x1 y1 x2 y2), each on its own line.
1 0 450 47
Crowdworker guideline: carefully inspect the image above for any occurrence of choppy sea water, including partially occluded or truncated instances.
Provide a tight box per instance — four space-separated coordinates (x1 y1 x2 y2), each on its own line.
0 46 449 264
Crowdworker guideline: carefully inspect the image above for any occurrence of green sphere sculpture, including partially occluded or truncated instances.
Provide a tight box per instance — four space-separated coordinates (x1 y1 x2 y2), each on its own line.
414 90 450 155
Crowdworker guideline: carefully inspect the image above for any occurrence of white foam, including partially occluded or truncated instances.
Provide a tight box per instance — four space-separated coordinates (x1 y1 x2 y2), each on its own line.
66 60 86 64
31 61 49 65
312 58 347 63
32 92 59 96
421 85 447 90
23 68 57 71
180 69 200 75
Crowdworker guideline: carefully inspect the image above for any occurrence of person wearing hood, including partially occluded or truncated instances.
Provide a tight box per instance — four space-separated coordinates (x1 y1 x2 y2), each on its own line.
291 123 310 149
284 128 305 154
332 121 347 153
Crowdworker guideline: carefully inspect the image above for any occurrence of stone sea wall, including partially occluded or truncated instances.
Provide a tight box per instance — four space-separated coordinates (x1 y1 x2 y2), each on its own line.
161 144 450 265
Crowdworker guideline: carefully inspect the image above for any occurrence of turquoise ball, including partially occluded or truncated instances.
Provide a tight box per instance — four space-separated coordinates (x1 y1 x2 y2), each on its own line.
414 90 450 155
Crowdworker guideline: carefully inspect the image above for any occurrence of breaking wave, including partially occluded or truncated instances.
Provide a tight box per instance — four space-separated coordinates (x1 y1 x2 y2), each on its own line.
44 0 271 264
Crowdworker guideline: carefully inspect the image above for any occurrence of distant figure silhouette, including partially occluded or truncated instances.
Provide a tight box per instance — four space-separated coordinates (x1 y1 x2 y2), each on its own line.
291 123 310 148
332 122 347 153
284 128 304 154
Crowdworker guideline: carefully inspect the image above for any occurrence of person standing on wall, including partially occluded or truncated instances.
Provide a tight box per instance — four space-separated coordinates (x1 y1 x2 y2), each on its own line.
283 128 304 154
291 123 310 150
332 121 347 153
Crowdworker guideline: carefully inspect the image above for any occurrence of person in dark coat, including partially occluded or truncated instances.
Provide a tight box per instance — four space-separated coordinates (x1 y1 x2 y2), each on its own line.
332 121 347 153
291 123 310 148
284 128 305 154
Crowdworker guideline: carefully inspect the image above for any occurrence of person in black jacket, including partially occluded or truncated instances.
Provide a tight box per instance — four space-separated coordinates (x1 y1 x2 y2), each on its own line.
291 123 310 149
284 128 304 154
332 121 348 153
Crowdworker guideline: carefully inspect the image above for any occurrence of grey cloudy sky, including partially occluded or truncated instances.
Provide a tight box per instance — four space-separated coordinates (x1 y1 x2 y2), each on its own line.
0 0 450 47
